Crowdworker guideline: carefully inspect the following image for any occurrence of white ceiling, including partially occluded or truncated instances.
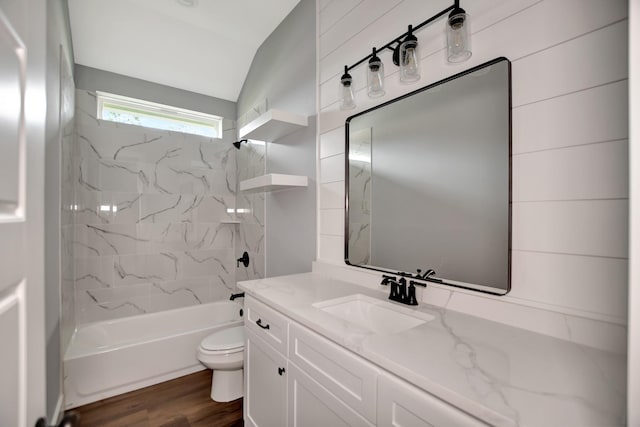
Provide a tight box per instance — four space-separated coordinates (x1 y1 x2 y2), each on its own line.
68 0 301 102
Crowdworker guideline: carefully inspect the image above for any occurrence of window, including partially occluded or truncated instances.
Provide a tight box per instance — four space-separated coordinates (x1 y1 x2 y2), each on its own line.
96 91 223 138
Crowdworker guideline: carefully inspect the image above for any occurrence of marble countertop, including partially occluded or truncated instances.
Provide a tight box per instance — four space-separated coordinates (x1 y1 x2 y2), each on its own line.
239 273 626 427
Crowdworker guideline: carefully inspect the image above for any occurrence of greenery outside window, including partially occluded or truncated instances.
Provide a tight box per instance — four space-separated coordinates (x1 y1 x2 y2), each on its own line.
96 91 223 138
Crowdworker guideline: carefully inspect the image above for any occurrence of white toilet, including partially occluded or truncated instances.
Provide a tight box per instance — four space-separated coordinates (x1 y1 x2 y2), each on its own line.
197 325 245 402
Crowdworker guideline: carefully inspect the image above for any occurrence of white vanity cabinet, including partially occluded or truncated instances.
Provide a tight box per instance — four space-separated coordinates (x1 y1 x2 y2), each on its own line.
377 373 490 427
244 295 487 427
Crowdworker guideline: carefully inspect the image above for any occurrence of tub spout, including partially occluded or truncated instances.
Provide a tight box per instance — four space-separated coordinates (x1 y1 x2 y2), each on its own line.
230 292 245 301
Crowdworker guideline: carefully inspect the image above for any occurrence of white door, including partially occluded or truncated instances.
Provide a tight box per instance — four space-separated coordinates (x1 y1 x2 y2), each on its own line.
0 1 48 426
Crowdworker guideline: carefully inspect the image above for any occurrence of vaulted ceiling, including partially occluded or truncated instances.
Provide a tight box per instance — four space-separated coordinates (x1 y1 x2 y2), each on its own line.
68 0 301 101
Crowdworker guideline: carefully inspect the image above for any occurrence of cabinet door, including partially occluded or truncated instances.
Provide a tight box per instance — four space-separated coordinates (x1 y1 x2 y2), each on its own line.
289 323 379 424
288 362 374 427
245 329 288 427
377 373 489 427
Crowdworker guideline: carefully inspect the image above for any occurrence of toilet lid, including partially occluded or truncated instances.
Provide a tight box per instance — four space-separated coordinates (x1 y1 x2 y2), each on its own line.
201 326 244 351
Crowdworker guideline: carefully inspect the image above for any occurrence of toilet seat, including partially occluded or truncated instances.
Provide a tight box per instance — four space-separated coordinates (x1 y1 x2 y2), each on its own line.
199 325 244 355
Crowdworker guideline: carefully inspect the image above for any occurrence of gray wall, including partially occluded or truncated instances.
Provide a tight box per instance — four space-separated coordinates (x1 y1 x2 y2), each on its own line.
45 0 75 420
236 0 317 277
74 65 236 119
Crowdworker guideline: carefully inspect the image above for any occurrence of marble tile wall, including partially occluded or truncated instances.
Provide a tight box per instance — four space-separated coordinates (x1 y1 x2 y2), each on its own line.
235 141 266 282
72 90 251 324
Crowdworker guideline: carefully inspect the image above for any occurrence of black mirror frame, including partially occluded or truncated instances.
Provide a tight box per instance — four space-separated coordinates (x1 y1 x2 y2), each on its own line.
343 57 512 296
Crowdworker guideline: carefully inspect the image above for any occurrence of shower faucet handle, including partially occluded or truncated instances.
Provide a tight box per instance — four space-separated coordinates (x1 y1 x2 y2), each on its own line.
237 251 250 268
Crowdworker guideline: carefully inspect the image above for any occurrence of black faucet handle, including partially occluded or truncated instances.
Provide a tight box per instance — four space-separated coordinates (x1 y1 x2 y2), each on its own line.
409 280 427 288
406 283 418 305
381 274 397 285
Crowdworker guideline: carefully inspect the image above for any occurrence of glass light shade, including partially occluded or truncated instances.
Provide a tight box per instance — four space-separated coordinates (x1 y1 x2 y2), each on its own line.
340 65 356 110
399 39 420 83
340 83 356 110
340 77 356 111
367 59 385 98
447 12 472 63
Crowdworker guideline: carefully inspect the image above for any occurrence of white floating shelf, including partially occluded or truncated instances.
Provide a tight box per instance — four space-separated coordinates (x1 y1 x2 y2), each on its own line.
240 174 308 193
238 109 308 142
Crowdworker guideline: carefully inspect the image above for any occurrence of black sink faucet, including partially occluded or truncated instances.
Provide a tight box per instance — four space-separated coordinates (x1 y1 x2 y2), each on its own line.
389 277 407 304
380 274 425 305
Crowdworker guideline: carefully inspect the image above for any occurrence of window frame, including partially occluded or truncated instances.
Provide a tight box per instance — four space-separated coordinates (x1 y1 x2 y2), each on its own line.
96 91 223 138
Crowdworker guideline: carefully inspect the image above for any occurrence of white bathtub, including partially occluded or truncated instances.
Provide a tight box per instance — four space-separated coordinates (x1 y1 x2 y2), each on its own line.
63 301 243 409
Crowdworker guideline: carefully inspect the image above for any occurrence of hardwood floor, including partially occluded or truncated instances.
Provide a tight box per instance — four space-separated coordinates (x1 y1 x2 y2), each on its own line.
68 370 243 427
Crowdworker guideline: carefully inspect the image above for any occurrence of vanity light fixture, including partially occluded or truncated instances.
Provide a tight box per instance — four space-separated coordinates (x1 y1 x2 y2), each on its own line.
367 47 385 97
398 25 420 83
446 4 472 62
339 0 471 108
339 66 356 110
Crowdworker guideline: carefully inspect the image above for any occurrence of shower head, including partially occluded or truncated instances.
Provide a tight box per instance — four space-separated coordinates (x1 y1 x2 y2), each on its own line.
233 139 248 149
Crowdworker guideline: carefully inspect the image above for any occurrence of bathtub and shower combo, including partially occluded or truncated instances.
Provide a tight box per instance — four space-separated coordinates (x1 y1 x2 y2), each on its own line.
63 300 243 409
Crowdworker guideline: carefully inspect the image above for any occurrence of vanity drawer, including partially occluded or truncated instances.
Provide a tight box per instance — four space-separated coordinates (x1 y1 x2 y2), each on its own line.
378 373 490 427
246 296 289 356
288 323 380 424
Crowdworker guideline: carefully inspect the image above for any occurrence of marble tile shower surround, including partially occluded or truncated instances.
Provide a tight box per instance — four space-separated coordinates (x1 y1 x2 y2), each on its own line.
71 90 265 324
236 141 266 283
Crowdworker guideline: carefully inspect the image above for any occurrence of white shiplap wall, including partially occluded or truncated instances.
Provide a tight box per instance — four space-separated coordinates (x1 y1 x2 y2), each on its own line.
316 0 629 345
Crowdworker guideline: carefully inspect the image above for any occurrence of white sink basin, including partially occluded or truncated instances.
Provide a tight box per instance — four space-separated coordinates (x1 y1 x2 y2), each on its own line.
312 294 434 335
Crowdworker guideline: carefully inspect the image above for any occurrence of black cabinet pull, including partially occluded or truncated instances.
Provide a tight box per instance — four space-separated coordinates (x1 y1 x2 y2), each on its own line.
278 367 286 376
256 318 270 330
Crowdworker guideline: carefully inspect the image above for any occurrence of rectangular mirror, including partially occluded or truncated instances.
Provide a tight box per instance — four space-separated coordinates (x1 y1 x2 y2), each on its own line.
345 57 511 295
